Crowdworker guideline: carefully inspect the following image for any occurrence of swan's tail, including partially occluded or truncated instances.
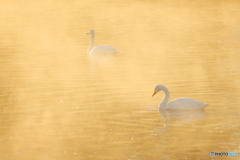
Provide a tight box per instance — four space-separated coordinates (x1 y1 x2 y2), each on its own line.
203 103 210 108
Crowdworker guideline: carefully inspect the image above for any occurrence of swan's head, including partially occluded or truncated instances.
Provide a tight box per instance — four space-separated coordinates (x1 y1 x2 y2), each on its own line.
87 29 95 35
152 85 166 97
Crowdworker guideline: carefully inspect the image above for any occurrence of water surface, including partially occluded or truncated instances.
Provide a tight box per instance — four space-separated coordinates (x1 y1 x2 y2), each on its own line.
0 0 240 159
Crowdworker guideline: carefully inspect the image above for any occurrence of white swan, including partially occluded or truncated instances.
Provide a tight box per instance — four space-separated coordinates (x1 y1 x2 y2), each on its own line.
152 85 209 109
87 29 118 55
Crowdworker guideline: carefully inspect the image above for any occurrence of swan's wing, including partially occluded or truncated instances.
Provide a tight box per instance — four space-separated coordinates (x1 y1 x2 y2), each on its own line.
166 98 209 109
90 45 118 54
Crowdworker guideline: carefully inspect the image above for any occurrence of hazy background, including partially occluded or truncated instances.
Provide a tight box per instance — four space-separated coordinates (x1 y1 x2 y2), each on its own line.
0 0 239 159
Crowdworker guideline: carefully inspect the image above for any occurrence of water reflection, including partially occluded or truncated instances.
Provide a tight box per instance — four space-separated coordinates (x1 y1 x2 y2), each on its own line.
159 109 206 126
1 0 240 159
89 54 118 65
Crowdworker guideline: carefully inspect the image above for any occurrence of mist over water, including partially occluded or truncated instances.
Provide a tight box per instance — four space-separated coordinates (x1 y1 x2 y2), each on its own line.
0 0 240 159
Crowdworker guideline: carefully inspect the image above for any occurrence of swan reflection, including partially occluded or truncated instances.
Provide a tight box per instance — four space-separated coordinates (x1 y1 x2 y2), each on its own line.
156 109 207 131
159 109 206 123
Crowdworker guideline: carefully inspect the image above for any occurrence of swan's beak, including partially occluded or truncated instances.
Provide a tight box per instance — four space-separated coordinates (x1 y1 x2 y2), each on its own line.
152 91 157 97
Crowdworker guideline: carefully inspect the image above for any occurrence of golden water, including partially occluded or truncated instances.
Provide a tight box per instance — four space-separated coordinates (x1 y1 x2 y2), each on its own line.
0 0 240 159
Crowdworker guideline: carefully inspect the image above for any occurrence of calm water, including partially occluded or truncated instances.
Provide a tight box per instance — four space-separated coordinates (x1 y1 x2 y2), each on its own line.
0 0 240 159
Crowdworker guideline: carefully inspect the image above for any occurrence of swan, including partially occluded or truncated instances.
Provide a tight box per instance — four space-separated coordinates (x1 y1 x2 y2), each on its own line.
87 29 118 55
152 85 209 109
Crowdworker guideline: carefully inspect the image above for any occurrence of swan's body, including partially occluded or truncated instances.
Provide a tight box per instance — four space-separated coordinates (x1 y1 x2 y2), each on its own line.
152 85 209 110
87 29 118 55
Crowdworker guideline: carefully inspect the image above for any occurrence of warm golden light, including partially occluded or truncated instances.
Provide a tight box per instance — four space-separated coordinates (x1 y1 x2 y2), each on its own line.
0 0 240 159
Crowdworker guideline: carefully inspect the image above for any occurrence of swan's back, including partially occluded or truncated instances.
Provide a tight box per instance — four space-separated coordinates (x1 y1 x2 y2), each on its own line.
89 45 118 54
166 98 209 109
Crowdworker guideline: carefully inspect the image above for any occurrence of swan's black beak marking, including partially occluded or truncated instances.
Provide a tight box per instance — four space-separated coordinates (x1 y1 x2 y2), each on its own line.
152 91 157 97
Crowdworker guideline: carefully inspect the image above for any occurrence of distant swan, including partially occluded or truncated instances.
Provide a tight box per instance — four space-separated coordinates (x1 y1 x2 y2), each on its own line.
87 29 118 55
152 85 209 109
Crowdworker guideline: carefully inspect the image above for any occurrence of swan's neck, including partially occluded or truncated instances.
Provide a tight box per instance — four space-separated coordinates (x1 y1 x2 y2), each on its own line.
159 87 170 109
87 32 95 54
